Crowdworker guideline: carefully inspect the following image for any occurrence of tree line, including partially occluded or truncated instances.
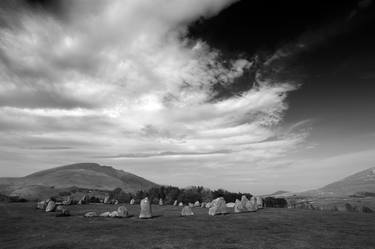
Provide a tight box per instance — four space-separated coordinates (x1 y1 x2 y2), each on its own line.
110 186 254 205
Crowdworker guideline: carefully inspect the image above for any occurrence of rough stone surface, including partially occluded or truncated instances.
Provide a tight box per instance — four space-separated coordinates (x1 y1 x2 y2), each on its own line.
45 201 56 212
247 197 257 212
104 196 110 204
234 199 243 213
208 197 227 216
139 197 152 219
181 206 194 216
256 196 263 209
226 202 235 208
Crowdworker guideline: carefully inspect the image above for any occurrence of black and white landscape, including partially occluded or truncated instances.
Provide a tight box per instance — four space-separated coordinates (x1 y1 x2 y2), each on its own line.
0 0 374 249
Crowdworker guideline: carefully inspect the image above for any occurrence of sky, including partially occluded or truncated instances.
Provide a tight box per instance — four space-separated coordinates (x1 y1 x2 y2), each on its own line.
0 0 374 194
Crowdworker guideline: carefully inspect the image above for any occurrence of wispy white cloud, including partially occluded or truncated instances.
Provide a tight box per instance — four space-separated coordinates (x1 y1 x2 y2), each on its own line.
0 0 308 189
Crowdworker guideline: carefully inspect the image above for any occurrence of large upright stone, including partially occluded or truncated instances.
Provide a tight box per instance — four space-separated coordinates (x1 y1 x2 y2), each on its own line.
104 195 110 204
45 200 56 212
256 196 263 209
181 206 194 216
247 197 257 212
130 199 135 205
139 197 152 219
159 198 163 206
178 202 184 207
173 200 178 206
240 195 249 211
208 197 227 216
194 201 200 207
234 199 243 213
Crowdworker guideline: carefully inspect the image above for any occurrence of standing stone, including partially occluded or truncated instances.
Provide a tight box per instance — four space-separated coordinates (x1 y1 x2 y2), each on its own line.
205 202 212 208
201 202 206 208
188 203 194 208
114 200 119 205
139 197 152 219
256 196 263 209
234 199 243 213
173 200 178 206
246 197 257 212
181 206 194 216
178 202 184 207
208 197 227 216
240 195 249 210
45 200 56 212
117 206 128 217
104 195 110 204
159 198 163 206
194 201 200 207
130 199 135 205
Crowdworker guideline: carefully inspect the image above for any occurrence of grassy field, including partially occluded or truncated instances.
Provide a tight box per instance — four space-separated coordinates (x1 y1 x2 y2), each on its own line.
0 202 374 249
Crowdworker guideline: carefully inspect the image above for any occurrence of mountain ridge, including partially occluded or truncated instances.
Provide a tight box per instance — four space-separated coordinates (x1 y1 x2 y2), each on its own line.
299 167 375 197
0 163 158 199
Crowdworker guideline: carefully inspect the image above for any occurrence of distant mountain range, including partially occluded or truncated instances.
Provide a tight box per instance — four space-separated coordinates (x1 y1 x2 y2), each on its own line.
0 163 158 199
1 163 374 200
270 167 375 197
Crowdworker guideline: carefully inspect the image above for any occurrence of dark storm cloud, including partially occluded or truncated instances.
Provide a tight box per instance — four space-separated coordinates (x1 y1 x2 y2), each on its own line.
189 0 375 101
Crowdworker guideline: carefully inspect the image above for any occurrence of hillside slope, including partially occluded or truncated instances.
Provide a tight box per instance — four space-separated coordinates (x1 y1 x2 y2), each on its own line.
0 163 158 198
303 167 375 197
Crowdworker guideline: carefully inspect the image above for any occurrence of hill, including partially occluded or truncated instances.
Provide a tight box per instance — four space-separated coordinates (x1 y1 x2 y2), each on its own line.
0 163 158 199
302 167 375 197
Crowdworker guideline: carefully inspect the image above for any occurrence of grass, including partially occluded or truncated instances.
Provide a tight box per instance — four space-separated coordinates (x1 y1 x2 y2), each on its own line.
0 202 374 249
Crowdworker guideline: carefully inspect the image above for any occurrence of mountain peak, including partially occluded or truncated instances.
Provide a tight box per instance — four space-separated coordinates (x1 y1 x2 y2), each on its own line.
0 162 158 199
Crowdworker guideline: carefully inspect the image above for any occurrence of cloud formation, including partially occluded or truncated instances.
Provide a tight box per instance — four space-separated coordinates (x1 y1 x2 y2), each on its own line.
0 0 307 189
